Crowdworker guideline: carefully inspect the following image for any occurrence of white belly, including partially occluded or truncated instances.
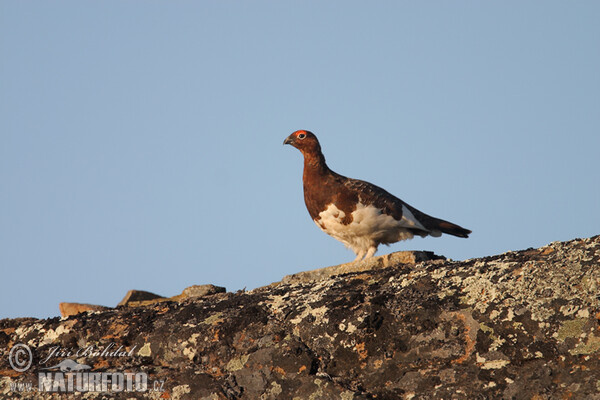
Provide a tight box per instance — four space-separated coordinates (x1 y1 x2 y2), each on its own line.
314 202 429 255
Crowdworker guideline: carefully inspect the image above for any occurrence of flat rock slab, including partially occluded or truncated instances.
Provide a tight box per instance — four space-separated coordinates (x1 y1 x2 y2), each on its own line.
117 289 165 306
119 285 228 308
60 286 228 315
58 302 110 318
179 284 226 299
279 250 445 285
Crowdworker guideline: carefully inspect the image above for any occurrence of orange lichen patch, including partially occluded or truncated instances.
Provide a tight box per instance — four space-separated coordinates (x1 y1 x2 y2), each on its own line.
540 247 555 255
156 306 171 315
253 363 264 371
373 359 383 369
235 332 246 346
273 366 286 376
212 329 221 342
102 322 129 340
93 359 110 369
205 358 227 378
450 312 476 365
354 342 368 360
235 332 255 347
2 327 16 335
298 365 307 374
160 391 171 399
350 274 371 282
204 353 221 370
0 368 22 377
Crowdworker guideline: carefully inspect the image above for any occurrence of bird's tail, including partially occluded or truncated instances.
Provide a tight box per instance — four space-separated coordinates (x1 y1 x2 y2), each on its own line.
435 219 471 238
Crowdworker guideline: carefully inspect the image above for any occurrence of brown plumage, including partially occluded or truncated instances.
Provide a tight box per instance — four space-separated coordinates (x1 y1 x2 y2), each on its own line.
284 130 471 260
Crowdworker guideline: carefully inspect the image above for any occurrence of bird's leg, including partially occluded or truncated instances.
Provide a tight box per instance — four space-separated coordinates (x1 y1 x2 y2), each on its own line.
354 250 366 262
364 246 377 259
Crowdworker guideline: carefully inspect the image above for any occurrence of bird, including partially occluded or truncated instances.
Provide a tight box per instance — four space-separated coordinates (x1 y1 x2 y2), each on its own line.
283 130 471 261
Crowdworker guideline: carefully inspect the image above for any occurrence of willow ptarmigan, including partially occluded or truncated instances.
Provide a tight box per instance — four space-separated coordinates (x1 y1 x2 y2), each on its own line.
284 130 471 261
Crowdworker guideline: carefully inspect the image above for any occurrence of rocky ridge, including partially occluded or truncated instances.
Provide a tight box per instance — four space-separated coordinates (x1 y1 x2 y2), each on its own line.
1 235 599 399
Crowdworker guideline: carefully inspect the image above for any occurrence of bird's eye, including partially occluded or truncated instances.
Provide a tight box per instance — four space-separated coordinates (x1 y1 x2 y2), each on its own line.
298 133 306 139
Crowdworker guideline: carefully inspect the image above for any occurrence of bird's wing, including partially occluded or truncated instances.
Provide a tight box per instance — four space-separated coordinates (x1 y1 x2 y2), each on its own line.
341 177 430 233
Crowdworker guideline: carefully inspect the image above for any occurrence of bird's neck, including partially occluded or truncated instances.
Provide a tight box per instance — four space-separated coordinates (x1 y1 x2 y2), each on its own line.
302 150 329 183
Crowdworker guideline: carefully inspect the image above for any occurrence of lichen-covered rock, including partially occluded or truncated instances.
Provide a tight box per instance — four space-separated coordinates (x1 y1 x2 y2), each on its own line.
1 236 599 399
278 250 445 285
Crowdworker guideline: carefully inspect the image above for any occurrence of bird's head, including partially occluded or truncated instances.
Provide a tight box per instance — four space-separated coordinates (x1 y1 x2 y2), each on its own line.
283 130 322 156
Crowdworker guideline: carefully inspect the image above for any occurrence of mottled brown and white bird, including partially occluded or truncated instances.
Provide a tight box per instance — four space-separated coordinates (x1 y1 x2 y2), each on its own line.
284 130 471 260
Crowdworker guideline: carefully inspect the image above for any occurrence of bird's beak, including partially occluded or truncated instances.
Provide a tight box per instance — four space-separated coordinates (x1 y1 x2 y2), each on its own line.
283 135 294 146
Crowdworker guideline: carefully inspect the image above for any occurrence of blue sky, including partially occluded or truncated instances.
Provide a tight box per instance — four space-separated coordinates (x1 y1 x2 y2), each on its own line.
1 2 599 319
